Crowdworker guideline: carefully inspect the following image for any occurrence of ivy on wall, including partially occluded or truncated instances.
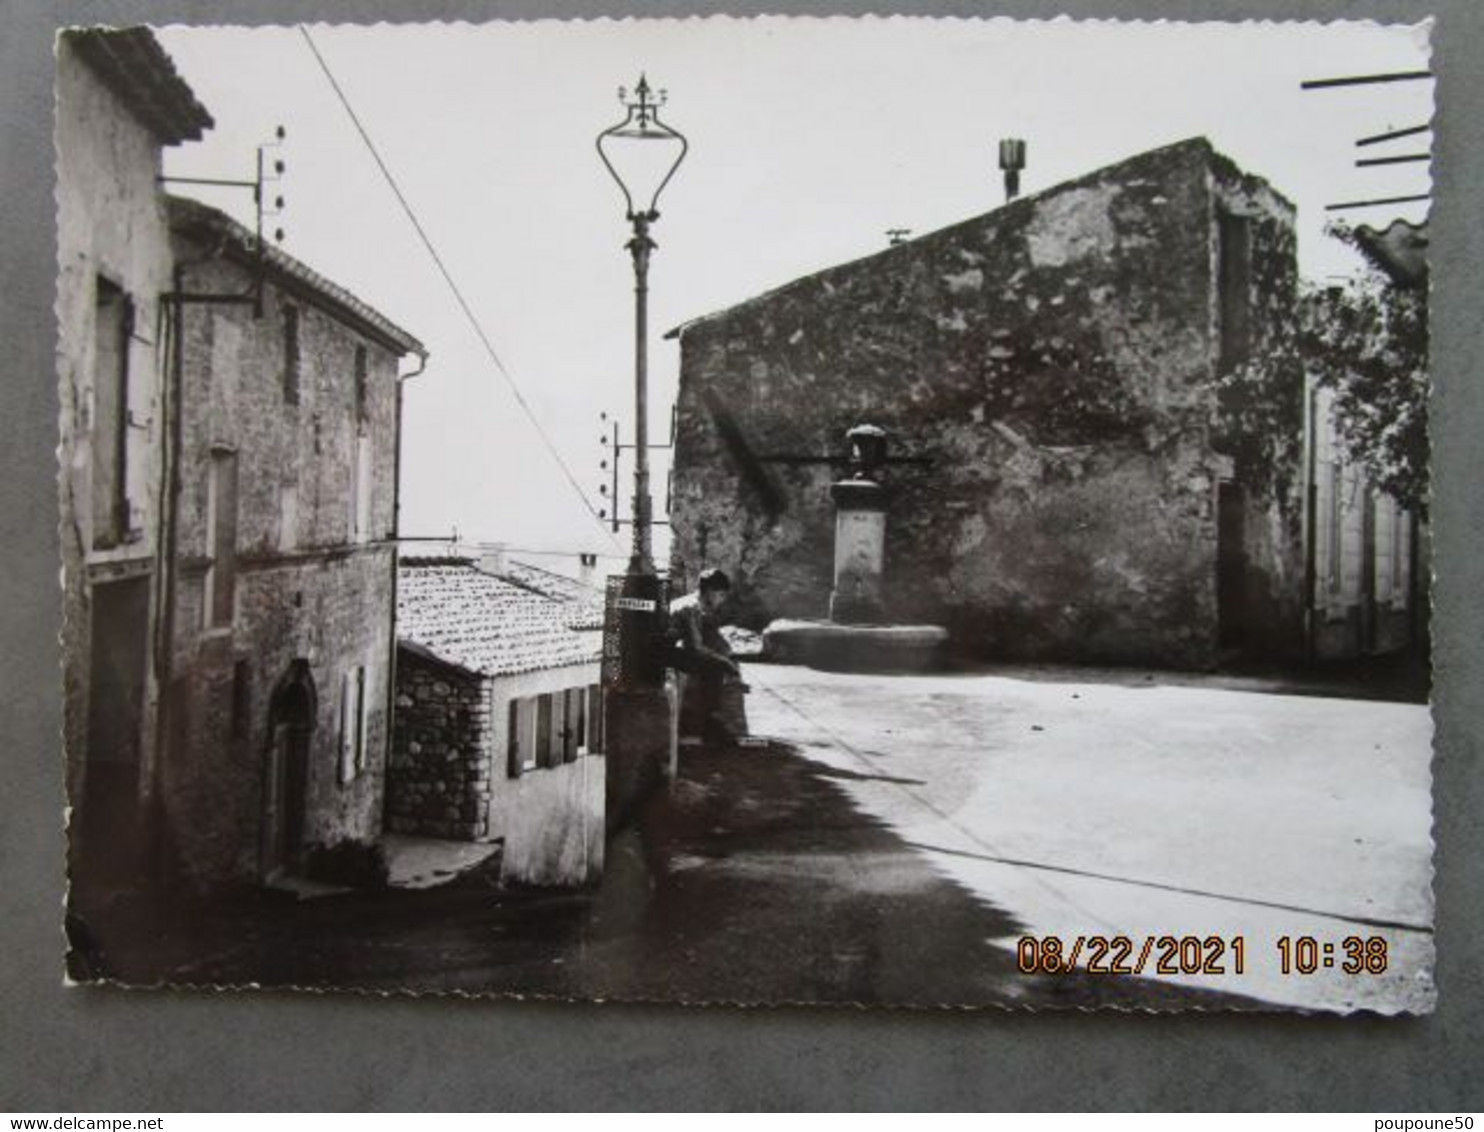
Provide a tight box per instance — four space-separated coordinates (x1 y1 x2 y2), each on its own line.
1216 224 1428 517
1298 230 1429 515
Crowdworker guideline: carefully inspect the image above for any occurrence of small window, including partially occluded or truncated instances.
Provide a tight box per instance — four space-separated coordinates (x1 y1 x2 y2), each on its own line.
1325 459 1344 596
204 449 238 629
507 697 538 777
282 304 301 405
91 276 133 548
350 435 372 544
1217 211 1252 371
231 660 251 741
278 484 298 552
354 344 369 426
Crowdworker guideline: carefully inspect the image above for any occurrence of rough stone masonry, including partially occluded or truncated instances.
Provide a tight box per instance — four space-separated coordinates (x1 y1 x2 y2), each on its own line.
668 138 1305 669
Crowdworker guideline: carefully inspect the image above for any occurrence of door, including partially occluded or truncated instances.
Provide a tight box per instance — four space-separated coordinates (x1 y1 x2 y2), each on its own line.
79 576 151 886
265 661 316 878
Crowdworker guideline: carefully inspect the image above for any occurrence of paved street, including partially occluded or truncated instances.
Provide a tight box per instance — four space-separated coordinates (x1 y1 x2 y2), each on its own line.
745 662 1435 1014
80 662 1431 1013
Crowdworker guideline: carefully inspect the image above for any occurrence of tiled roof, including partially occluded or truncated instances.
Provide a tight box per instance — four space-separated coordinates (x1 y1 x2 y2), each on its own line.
66 27 214 146
497 559 606 628
167 195 426 357
397 560 601 679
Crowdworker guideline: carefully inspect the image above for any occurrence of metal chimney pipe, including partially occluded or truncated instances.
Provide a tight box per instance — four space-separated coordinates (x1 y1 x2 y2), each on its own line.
999 138 1027 202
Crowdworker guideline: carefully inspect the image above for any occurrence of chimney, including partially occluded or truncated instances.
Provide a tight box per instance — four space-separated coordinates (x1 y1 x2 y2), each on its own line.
999 137 1027 202
479 543 508 577
578 552 598 588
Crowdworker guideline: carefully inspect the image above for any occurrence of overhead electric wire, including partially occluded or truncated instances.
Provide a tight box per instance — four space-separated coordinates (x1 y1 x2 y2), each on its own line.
297 25 623 555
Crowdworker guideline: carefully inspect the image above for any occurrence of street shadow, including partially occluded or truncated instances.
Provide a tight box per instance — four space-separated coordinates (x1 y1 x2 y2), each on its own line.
73 738 1264 1010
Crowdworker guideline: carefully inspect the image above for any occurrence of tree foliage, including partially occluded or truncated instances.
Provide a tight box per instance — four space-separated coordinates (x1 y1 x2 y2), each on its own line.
1298 227 1430 515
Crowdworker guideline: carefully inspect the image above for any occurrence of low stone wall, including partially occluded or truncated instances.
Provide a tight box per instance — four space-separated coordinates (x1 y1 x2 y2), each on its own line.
386 648 491 840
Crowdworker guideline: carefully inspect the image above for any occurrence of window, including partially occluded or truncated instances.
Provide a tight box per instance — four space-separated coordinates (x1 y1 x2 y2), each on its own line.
231 660 251 742
282 304 301 404
508 693 582 774
507 697 538 777
353 344 369 426
91 277 133 548
1217 211 1252 371
339 663 370 783
203 450 238 629
350 434 372 544
278 484 298 552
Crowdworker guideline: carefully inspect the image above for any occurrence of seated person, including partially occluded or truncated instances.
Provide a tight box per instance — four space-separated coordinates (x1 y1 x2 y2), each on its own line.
668 568 749 743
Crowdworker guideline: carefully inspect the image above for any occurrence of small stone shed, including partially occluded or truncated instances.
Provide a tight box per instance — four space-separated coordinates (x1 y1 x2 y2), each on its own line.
387 558 604 887
668 137 1306 669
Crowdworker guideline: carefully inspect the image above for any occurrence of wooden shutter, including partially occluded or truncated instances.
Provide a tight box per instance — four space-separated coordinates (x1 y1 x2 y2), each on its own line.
506 698 522 778
536 694 553 768
355 664 370 771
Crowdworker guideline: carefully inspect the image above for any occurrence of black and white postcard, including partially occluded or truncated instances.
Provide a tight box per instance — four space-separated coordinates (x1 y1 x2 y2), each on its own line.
58 15 1434 1013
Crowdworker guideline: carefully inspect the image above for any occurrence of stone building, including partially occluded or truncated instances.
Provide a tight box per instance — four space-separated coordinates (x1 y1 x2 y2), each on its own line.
55 28 212 891
157 196 425 888
1308 382 1420 661
388 558 604 888
667 137 1306 669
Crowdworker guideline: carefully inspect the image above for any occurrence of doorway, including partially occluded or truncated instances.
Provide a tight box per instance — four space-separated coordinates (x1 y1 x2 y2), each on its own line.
265 660 316 879
79 576 151 887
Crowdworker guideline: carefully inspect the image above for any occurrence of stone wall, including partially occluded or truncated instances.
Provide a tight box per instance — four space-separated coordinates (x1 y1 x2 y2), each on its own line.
158 255 404 889
670 138 1304 668
387 649 492 840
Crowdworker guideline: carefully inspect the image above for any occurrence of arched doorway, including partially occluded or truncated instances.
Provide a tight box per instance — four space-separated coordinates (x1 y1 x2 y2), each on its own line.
264 659 316 879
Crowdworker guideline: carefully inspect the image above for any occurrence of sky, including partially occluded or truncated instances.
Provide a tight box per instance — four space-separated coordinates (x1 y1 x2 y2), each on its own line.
153 17 1433 572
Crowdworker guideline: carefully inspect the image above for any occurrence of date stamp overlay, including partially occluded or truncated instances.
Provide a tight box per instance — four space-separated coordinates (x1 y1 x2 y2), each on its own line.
1017 935 1390 978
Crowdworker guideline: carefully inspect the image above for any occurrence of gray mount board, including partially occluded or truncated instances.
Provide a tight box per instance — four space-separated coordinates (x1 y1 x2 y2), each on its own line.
3 0 1481 1112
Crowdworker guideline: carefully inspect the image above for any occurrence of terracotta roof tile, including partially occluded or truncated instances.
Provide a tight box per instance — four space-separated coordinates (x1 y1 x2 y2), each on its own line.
167 195 425 357
397 561 600 678
66 27 213 146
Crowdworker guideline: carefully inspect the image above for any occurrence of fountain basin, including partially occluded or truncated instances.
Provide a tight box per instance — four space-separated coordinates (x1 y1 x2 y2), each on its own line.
760 618 949 673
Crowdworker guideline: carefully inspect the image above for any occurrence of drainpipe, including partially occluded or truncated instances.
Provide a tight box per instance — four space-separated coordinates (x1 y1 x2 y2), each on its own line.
385 348 429 820
146 267 187 884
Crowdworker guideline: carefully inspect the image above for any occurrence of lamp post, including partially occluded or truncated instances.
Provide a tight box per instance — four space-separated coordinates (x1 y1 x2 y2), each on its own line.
595 76 690 822
596 74 689 578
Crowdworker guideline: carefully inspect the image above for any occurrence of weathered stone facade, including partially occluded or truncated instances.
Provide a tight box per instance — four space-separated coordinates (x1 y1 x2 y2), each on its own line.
57 30 423 898
669 138 1305 668
157 206 422 890
387 649 493 840
55 30 211 889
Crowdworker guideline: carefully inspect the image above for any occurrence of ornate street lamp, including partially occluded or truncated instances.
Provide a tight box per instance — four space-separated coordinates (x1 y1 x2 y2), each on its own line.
596 74 689 578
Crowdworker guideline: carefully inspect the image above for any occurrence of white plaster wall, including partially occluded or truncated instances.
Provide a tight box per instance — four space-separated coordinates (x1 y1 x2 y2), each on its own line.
486 660 604 887
55 39 183 801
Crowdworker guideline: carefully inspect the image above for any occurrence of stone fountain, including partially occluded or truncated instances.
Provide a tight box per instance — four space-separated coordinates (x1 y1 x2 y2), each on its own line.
761 425 948 671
